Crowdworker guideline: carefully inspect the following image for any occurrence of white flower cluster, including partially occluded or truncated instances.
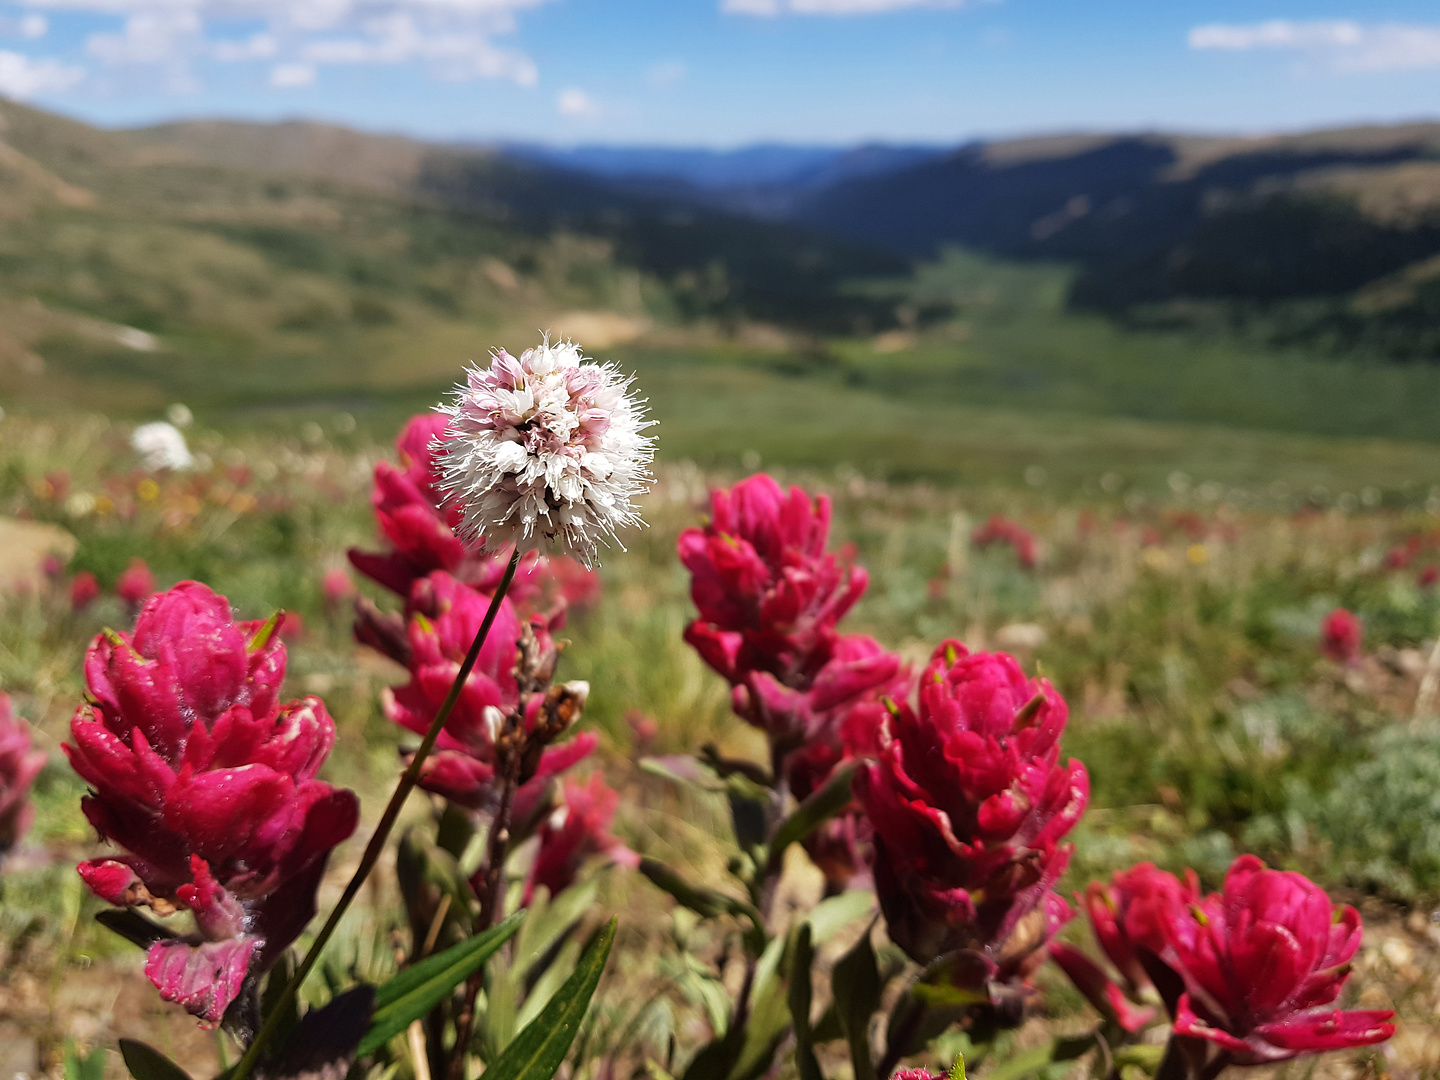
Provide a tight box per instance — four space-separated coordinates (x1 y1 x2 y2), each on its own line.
131 421 194 472
435 337 655 567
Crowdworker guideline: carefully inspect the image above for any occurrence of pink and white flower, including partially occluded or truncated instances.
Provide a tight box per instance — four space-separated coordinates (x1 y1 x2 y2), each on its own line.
435 337 654 567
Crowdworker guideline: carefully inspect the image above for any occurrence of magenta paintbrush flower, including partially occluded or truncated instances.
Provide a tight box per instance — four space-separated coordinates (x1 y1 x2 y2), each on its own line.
383 570 597 811
972 514 1039 569
679 473 867 700
524 772 639 904
855 640 1089 988
115 557 156 607
65 582 359 1028
1163 855 1394 1064
0 694 46 858
678 474 906 890
349 414 468 596
1050 863 1198 1033
1321 608 1363 665
349 412 603 621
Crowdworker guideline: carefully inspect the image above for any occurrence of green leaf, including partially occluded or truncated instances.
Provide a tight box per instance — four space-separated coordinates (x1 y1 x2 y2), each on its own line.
247 610 283 654
984 1035 1096 1080
640 756 727 792
786 924 822 1080
482 916 616 1080
763 762 856 877
259 952 301 1059
357 910 525 1057
95 909 177 950
805 888 875 946
640 859 764 949
725 935 789 1080
680 1026 746 1080
640 755 770 803
118 1041 192 1080
832 922 880 1080
265 988 376 1080
64 1043 107 1080
515 878 600 979
515 936 582 1033
948 1056 967 1080
485 946 519 1059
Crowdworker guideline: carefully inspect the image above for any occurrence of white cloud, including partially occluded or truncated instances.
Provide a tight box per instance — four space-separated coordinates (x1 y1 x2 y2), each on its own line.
556 87 597 116
1189 19 1440 73
19 0 549 90
0 48 82 96
300 12 537 83
214 33 278 61
723 0 967 16
0 14 49 38
269 61 314 85
647 59 685 87
86 8 199 64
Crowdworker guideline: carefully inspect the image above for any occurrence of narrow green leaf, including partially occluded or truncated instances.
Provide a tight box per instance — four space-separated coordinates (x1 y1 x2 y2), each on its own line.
259 953 301 1066
482 916 617 1080
948 1056 967 1080
118 1041 192 1080
515 878 600 979
680 1028 746 1080
763 762 856 876
832 923 880 1080
357 910 525 1057
787 924 822 1080
639 755 726 792
247 610 283 654
515 936 582 1033
639 859 763 934
725 935 789 1080
485 947 519 1059
95 909 176 950
982 1045 1055 1080
640 755 770 803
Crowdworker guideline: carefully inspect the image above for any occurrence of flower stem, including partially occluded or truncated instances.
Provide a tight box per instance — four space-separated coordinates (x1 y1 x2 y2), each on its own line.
230 549 522 1080
446 756 520 1080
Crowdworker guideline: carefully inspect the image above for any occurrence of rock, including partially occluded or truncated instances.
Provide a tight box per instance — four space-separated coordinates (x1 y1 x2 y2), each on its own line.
0 1022 37 1080
995 622 1047 651
0 517 75 594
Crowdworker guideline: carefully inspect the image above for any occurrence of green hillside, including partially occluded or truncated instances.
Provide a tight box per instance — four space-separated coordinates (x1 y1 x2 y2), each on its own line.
5 101 1440 502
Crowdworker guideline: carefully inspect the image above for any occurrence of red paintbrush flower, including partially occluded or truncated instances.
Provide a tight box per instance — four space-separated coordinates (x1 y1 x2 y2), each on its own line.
855 640 1088 989
0 694 46 857
65 582 358 1027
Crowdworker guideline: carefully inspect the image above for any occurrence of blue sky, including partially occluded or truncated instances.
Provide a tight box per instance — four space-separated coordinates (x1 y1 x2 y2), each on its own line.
3 0 1440 145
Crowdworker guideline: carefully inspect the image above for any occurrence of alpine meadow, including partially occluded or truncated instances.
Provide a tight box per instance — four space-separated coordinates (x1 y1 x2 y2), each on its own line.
10 76 1440 1080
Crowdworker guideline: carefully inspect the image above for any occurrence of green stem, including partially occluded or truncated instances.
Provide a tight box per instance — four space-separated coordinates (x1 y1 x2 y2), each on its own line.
230 548 522 1080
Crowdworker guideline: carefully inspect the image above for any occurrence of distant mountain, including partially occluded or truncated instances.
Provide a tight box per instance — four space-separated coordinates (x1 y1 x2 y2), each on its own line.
80 111 911 335
773 126 1440 356
35 104 1440 362
503 142 942 203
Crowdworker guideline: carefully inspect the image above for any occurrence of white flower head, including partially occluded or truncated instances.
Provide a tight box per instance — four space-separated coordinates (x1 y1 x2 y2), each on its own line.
435 336 655 567
131 421 194 472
